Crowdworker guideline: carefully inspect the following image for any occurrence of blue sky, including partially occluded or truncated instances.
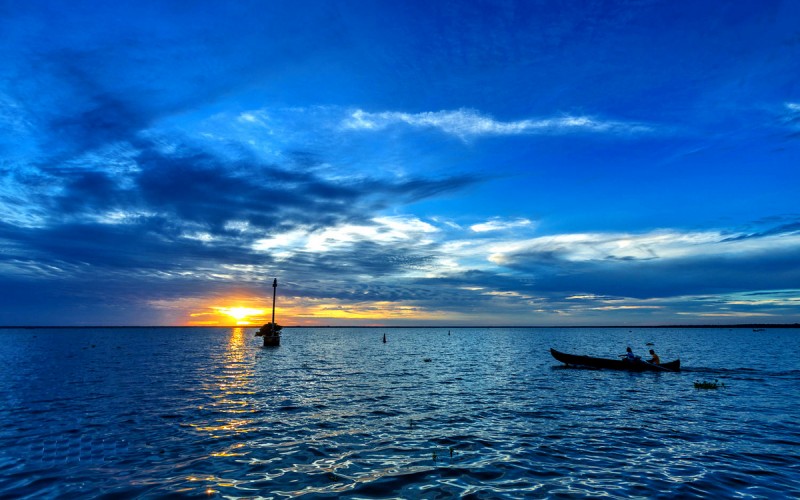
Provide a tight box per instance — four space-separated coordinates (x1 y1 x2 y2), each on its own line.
1 0 799 326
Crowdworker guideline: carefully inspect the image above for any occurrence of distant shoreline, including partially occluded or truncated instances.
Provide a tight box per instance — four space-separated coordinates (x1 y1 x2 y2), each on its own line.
2 324 799 329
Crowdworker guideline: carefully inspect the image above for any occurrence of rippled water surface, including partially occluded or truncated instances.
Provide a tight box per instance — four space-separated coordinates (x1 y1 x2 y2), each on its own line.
1 327 799 498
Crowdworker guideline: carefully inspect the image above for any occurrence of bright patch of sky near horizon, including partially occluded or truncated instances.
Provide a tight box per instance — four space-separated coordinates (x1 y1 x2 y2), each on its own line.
1 0 799 325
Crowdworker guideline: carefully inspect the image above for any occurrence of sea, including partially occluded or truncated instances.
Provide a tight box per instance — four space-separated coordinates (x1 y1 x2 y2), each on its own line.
0 327 798 499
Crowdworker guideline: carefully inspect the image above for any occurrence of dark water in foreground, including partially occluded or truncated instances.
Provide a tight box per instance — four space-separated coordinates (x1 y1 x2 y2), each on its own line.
0 327 798 499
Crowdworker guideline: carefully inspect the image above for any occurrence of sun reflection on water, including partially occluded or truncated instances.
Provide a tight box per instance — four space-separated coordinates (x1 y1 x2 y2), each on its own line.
186 327 261 494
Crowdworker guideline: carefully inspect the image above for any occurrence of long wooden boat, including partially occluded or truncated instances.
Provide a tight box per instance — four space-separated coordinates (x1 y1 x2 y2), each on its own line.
550 348 680 372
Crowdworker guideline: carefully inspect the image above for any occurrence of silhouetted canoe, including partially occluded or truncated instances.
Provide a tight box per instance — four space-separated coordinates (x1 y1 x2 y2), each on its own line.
550 348 680 372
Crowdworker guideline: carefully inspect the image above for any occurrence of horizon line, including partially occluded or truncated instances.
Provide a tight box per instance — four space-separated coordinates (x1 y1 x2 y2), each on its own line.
1 323 799 329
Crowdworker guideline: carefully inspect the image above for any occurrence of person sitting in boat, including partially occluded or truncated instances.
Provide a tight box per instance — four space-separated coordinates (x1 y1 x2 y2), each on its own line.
647 349 660 365
621 347 640 362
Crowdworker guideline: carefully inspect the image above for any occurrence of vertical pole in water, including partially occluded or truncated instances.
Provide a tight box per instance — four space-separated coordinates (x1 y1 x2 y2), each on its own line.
271 278 277 335
263 278 278 347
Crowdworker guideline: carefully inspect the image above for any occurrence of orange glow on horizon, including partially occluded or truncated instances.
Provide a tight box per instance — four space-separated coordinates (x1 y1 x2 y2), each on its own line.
184 299 274 326
214 306 266 325
180 295 457 326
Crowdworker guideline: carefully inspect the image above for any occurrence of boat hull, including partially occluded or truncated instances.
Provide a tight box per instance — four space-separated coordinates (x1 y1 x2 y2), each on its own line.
550 348 680 372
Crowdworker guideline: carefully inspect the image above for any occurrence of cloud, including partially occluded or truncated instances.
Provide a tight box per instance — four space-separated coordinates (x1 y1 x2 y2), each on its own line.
470 217 533 233
342 108 653 140
3 141 480 267
244 221 800 316
255 215 438 254
0 12 492 325
2 2 798 325
783 102 800 136
489 227 800 299
485 230 727 265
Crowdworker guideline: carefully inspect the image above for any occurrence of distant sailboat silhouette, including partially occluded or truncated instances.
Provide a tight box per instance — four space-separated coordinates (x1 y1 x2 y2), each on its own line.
383 333 387 343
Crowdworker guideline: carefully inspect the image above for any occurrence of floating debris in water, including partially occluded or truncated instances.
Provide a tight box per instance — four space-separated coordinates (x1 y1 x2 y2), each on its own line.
423 358 432 362
694 379 725 389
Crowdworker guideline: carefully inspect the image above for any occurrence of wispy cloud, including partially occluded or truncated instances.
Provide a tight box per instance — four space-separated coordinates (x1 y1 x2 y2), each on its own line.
492 228 800 299
470 217 533 233
485 230 725 265
784 102 800 136
254 216 438 256
342 108 653 139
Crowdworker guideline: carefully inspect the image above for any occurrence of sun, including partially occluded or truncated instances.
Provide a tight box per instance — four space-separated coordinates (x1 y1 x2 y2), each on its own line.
215 306 266 325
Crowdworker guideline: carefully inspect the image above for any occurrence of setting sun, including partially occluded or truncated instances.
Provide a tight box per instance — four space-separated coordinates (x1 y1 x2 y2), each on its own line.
215 307 266 325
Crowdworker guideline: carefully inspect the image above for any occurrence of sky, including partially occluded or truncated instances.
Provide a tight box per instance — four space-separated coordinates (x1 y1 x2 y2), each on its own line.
1 0 799 326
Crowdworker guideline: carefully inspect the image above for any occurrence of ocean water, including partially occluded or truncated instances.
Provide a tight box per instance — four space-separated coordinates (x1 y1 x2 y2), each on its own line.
0 327 798 499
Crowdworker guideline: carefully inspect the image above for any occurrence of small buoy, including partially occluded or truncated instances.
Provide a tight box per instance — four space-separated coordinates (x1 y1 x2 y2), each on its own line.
423 358 432 362
382 333 387 343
